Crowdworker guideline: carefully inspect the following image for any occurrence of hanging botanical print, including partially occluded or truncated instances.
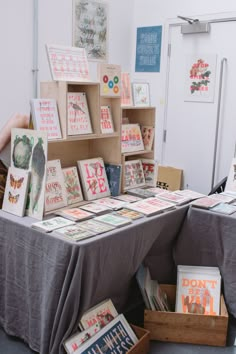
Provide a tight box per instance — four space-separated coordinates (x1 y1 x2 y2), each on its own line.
184 54 217 102
73 0 108 61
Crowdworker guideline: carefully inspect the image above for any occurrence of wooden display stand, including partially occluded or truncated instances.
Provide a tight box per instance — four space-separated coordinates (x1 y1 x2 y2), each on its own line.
144 285 229 347
40 81 157 196
40 81 121 169
129 325 150 354
121 106 156 190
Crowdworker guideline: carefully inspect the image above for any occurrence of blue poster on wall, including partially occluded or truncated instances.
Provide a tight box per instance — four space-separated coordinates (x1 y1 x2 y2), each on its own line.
135 25 162 72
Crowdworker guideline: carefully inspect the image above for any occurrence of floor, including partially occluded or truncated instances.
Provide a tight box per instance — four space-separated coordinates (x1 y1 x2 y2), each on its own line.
1 319 236 354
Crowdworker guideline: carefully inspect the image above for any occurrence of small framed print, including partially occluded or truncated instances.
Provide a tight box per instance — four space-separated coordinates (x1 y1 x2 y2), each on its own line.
132 82 150 107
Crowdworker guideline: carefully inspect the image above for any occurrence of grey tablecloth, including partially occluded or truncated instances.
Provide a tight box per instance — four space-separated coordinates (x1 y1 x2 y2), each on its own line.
0 206 188 354
174 205 236 317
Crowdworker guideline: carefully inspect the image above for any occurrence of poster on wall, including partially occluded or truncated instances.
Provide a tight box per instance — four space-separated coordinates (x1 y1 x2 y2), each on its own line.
73 0 108 61
135 26 162 72
184 54 217 102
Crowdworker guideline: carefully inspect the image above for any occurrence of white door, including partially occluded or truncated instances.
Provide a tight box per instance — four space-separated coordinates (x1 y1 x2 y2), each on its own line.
162 17 236 194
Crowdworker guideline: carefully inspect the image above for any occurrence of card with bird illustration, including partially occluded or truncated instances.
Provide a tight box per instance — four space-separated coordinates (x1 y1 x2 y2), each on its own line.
77 157 110 201
67 92 93 135
2 166 30 217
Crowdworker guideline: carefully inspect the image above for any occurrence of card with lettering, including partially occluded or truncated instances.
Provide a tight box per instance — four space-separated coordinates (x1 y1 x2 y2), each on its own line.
175 265 221 316
121 124 144 153
44 159 68 213
100 106 114 134
30 98 62 140
77 157 110 200
76 314 138 354
67 92 93 136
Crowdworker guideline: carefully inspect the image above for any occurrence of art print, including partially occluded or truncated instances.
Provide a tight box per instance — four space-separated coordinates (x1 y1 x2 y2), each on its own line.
73 0 108 61
132 82 150 107
11 128 48 220
184 54 217 102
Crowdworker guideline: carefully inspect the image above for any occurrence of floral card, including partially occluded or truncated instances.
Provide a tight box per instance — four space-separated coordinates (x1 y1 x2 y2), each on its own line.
184 54 217 102
132 82 150 107
62 166 83 205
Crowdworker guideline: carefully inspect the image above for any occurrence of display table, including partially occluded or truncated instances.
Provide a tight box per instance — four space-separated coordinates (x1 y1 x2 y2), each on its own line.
174 206 236 318
0 206 188 354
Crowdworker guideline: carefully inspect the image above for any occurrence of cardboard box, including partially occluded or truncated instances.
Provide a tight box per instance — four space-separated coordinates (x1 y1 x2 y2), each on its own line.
144 285 228 346
128 325 150 354
157 165 183 191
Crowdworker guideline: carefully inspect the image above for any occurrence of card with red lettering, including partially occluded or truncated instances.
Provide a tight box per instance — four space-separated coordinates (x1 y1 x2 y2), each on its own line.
55 207 93 222
175 265 221 316
79 298 118 330
64 323 101 354
121 124 144 153
30 98 62 140
67 92 93 136
62 166 83 205
44 159 68 213
77 157 110 201
100 106 114 134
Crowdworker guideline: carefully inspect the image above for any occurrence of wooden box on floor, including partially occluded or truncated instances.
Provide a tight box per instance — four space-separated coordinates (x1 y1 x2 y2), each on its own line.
129 325 150 354
144 284 228 347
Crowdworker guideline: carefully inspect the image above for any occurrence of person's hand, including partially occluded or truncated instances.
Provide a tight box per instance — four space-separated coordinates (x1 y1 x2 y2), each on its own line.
0 113 30 153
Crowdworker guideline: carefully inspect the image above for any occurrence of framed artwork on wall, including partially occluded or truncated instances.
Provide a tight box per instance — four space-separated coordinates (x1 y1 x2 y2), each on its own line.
132 82 150 107
184 54 217 103
73 0 108 61
135 25 162 72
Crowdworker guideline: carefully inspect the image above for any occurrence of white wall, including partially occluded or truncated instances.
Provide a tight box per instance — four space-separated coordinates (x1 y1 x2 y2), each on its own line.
131 0 236 162
0 0 133 130
38 0 134 83
2 0 236 161
0 0 33 129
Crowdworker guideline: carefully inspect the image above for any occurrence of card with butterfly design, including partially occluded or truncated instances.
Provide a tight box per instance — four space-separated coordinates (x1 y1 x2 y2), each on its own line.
2 166 30 217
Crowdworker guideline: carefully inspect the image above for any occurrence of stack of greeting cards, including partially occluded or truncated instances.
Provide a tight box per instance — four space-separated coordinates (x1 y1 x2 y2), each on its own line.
63 298 138 354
